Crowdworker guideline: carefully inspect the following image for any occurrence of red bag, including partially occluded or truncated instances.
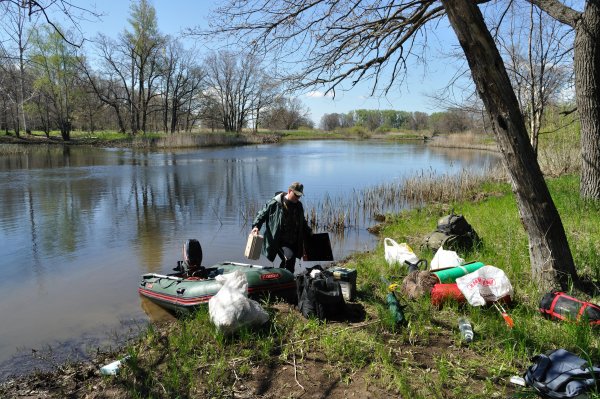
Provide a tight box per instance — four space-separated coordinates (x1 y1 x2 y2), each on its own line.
539 291 600 326
431 283 466 308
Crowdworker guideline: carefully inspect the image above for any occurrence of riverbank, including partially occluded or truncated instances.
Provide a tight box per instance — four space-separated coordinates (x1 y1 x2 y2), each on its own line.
2 169 598 398
0 128 438 152
0 131 281 150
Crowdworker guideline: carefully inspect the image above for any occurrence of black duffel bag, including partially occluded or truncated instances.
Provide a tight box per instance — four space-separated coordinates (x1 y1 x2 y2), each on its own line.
297 267 345 320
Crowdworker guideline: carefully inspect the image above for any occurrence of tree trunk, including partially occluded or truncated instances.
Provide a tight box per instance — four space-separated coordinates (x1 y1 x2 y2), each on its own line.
442 0 580 291
577 1 600 199
170 101 178 133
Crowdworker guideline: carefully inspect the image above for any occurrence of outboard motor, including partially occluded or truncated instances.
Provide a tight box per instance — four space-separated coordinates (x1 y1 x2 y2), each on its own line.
183 239 203 269
174 239 204 277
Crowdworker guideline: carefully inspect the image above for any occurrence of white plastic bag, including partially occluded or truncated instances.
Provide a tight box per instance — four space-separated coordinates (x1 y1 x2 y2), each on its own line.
456 265 513 306
430 246 464 271
384 238 419 266
208 270 269 333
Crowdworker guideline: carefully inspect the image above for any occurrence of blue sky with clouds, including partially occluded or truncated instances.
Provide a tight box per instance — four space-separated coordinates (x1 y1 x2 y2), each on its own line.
74 0 462 125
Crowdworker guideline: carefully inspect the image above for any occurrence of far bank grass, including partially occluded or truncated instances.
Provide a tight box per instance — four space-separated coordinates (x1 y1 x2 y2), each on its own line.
0 127 432 151
94 173 600 399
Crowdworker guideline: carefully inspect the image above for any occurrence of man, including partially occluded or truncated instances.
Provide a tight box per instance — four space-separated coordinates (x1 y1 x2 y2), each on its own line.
251 182 312 273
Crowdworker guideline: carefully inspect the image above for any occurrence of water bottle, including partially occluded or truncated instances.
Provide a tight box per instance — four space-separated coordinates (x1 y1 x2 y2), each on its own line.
386 292 405 325
100 355 130 376
458 317 473 343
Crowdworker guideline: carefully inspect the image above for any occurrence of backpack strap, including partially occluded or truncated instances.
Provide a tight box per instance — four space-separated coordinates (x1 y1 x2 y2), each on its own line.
549 292 566 320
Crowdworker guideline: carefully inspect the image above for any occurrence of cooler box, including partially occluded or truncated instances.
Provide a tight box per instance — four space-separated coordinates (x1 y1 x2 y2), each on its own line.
329 267 357 302
244 234 263 260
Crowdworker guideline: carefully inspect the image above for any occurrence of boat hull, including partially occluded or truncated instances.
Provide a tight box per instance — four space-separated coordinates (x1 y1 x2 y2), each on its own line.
138 262 296 314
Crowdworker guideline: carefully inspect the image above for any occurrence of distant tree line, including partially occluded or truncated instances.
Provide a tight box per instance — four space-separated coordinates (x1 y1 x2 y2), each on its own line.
319 108 486 133
0 0 312 140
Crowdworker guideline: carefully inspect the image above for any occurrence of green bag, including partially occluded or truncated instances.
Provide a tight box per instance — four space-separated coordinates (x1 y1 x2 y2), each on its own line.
423 231 476 252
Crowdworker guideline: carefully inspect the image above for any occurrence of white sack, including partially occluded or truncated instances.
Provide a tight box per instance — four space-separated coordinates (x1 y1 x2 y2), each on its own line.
430 246 464 271
456 265 513 306
208 270 269 333
384 238 419 266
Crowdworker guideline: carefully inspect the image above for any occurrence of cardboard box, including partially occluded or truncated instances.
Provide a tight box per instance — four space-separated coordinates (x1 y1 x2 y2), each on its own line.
244 234 263 260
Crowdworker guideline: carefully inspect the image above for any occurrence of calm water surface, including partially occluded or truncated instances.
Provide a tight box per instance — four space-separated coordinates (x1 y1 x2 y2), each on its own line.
0 140 499 378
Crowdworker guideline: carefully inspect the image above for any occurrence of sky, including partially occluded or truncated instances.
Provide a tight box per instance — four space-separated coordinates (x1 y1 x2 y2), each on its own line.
69 0 463 126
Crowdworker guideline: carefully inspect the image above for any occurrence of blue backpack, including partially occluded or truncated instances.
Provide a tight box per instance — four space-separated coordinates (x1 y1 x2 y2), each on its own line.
524 349 600 398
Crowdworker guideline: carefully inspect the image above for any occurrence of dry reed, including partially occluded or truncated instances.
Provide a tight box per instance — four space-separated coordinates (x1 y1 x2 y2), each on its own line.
303 166 506 234
428 131 497 151
131 133 279 149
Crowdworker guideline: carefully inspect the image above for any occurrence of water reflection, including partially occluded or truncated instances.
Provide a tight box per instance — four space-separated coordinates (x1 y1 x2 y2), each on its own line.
139 296 177 323
0 140 500 379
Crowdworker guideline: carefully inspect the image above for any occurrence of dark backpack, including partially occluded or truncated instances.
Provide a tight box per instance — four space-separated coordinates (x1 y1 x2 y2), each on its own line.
423 212 480 252
524 349 600 398
297 267 345 320
437 213 473 236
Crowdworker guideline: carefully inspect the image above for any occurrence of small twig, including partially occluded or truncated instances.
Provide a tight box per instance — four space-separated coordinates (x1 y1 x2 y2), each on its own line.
158 382 167 394
291 344 304 391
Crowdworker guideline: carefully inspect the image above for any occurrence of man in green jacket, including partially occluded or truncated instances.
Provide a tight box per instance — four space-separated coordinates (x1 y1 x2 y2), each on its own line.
251 182 312 273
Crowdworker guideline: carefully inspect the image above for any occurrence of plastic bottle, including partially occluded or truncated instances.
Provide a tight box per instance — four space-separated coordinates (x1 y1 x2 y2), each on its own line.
386 292 405 325
458 317 474 343
100 355 130 376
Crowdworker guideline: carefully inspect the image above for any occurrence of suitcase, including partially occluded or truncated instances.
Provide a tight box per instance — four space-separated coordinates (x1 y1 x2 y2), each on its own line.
329 267 357 302
244 233 263 260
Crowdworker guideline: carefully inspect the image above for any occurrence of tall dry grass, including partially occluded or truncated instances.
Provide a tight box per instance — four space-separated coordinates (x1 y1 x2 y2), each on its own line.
131 132 279 148
302 166 507 233
428 131 497 151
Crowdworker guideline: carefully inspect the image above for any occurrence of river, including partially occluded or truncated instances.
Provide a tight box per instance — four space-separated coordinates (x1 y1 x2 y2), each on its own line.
0 140 499 379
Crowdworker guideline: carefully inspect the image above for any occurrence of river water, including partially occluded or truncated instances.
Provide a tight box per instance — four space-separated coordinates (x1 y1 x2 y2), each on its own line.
0 140 499 379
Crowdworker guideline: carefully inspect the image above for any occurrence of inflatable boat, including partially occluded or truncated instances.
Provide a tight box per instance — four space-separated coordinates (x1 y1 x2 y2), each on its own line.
138 239 296 314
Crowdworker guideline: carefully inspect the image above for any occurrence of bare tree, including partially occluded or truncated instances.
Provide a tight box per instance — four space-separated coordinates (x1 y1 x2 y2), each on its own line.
0 1 41 136
203 51 267 133
261 96 311 130
523 0 600 200
202 0 582 290
320 113 343 131
0 0 101 47
79 49 128 133
158 38 206 133
496 2 573 155
124 0 164 134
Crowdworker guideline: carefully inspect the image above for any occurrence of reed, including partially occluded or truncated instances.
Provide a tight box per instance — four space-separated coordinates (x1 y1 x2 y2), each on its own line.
302 166 507 235
128 132 279 149
0 144 42 154
428 131 497 151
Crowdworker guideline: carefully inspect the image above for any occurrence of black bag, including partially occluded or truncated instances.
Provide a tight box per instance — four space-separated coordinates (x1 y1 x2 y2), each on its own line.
539 291 600 326
297 267 345 320
524 349 600 398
